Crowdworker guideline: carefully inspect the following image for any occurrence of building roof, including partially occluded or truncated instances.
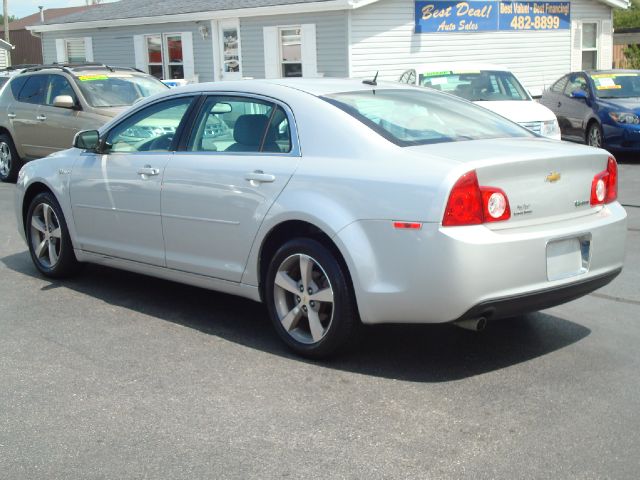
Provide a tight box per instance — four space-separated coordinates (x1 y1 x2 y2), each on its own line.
41 0 337 25
2 6 96 31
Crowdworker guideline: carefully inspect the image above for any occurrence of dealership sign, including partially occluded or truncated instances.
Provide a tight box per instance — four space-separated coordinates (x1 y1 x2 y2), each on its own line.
414 1 571 33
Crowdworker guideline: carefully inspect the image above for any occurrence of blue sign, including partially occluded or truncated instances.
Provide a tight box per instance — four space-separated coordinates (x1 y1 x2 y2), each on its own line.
415 1 570 33
499 2 570 31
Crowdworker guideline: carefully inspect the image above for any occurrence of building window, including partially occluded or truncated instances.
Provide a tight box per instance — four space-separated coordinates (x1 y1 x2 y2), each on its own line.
581 22 598 70
280 27 302 77
145 33 184 80
65 39 87 63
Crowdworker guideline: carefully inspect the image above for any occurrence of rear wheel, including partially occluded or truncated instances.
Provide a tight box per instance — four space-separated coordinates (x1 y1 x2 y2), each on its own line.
265 238 358 358
0 133 21 183
26 192 80 278
586 122 603 148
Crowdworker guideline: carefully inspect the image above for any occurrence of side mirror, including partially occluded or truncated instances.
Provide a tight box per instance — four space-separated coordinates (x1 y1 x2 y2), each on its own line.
528 87 543 99
73 130 100 151
53 95 76 109
571 89 588 100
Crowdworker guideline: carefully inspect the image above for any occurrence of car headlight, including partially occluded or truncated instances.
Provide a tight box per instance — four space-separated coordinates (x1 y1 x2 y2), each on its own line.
609 112 640 125
540 119 560 138
17 166 26 184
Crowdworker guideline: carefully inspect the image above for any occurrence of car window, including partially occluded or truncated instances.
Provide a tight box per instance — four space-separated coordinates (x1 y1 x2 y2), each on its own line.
46 75 78 106
105 96 193 153
73 74 168 108
551 76 568 93
323 89 531 147
418 70 529 101
187 96 291 153
564 74 588 97
18 75 49 105
10 76 28 99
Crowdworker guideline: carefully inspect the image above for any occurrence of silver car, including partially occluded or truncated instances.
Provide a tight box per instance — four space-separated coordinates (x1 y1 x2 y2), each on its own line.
14 79 627 357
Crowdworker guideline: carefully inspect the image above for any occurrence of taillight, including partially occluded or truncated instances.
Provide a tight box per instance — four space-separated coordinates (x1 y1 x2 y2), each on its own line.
442 170 511 226
590 156 618 206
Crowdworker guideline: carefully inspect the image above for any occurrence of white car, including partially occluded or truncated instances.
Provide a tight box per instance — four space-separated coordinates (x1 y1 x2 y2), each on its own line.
399 64 561 140
15 79 625 358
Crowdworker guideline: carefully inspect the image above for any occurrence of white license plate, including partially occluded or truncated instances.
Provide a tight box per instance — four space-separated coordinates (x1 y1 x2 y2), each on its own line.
546 236 590 281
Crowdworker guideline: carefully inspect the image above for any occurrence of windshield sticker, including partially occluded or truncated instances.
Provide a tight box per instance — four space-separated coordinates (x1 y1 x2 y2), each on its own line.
421 70 453 77
592 73 639 79
596 85 622 90
452 70 481 74
78 75 109 81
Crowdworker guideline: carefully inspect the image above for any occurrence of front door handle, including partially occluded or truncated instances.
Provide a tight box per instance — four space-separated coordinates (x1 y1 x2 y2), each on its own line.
36 115 47 121
245 170 275 184
557 102 562 108
7 113 15 119
137 166 160 177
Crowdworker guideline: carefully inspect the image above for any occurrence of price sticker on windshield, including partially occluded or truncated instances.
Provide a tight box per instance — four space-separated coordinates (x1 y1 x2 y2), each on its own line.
77 75 109 81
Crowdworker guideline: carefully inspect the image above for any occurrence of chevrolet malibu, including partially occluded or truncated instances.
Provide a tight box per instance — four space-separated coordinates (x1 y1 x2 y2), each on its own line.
15 79 627 358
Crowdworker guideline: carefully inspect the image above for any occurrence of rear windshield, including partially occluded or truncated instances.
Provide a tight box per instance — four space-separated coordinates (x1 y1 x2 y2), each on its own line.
322 88 532 147
73 73 168 107
418 70 530 101
589 72 640 99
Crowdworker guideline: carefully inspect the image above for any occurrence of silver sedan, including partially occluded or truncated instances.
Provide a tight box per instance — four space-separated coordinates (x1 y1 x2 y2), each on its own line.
15 79 627 357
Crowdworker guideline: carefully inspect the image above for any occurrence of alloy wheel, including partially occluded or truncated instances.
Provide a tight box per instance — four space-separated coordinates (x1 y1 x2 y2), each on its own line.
0 141 11 178
273 253 335 344
30 203 63 269
588 126 602 148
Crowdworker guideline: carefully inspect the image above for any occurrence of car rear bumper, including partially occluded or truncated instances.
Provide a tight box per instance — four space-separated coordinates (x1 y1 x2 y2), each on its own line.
454 267 621 322
334 203 627 325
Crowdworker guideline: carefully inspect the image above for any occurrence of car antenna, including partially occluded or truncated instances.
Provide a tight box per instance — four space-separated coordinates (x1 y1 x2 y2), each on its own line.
363 71 379 86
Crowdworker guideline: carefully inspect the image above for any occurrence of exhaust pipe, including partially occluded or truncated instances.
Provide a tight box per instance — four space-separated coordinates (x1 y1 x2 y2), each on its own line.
454 317 487 332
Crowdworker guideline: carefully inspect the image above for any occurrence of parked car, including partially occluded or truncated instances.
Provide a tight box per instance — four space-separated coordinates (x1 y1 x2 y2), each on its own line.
398 63 561 140
539 70 640 152
15 79 626 358
0 64 168 182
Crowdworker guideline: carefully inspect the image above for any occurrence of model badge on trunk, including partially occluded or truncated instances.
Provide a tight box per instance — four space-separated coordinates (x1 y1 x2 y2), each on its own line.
545 172 561 183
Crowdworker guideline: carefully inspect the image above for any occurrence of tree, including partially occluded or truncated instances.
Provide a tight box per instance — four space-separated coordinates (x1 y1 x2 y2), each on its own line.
624 44 640 68
614 0 640 29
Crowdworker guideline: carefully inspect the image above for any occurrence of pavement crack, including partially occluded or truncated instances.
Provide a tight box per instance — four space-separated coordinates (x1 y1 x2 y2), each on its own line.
590 292 640 306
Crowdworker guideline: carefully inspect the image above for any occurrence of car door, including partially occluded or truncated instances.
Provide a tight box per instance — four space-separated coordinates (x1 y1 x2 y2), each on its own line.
161 94 301 282
70 95 196 266
561 73 592 142
540 75 569 136
8 74 49 160
36 74 84 154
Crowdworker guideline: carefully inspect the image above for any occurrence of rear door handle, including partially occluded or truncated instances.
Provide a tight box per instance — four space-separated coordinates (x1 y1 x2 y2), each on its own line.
557 102 562 108
245 170 275 183
7 113 15 119
36 115 47 121
137 166 160 176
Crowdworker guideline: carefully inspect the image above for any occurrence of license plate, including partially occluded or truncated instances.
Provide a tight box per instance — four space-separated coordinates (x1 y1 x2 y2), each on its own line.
546 236 591 281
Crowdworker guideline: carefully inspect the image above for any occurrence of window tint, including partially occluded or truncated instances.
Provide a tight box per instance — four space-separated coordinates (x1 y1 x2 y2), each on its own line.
323 89 531 147
106 97 193 153
564 74 588 96
9 76 28 98
551 76 568 93
46 75 77 106
188 96 291 153
18 75 49 105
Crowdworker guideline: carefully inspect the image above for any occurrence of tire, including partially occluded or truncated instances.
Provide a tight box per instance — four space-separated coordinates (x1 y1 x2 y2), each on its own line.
26 192 80 278
0 133 22 183
265 238 359 359
586 122 603 149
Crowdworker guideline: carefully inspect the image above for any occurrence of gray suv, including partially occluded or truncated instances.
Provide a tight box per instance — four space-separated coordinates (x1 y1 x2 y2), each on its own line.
0 64 168 182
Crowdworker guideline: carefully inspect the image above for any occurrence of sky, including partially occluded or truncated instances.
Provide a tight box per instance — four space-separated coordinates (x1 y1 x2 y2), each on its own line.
10 0 117 19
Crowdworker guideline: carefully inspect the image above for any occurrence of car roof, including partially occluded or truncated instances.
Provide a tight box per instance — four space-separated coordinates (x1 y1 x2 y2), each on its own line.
17 64 146 77
167 78 419 98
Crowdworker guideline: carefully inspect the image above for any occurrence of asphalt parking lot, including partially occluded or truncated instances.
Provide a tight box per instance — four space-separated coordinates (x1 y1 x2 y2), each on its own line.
1 159 639 479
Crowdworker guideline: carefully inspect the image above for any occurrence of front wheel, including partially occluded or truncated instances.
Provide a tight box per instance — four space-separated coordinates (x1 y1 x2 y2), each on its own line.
26 192 80 278
586 123 603 148
265 238 359 358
